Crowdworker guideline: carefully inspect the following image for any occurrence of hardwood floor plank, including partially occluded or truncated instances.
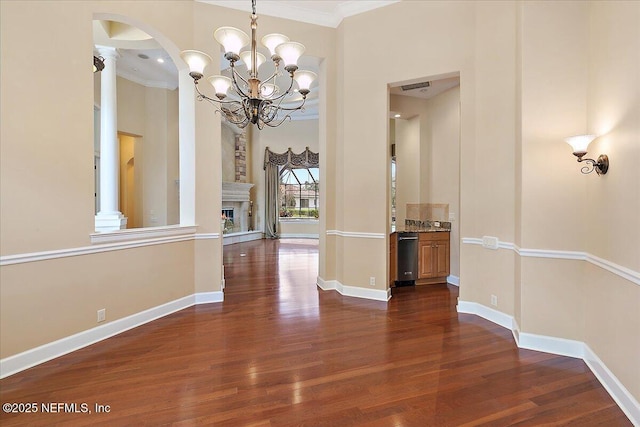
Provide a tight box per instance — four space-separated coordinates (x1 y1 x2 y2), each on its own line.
0 239 632 426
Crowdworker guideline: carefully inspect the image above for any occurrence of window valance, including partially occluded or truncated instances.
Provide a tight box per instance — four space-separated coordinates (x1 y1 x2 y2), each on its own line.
263 147 319 170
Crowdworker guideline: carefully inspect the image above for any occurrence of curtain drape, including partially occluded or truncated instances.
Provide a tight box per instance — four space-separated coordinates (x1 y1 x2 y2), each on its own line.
263 147 319 239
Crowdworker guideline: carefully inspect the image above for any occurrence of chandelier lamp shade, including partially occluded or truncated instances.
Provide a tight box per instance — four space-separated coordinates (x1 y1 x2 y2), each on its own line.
180 0 317 129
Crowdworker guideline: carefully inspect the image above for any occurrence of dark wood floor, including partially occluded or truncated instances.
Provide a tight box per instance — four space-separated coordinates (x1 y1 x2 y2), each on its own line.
0 239 631 426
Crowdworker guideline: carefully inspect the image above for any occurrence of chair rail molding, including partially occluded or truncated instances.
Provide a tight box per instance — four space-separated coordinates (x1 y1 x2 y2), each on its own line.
461 237 640 286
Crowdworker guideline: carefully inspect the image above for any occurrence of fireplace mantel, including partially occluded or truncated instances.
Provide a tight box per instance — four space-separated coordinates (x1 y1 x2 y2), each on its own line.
222 182 254 202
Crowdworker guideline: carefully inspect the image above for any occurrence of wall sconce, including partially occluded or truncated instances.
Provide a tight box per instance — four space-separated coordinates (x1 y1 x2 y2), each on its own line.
564 135 609 176
93 56 105 73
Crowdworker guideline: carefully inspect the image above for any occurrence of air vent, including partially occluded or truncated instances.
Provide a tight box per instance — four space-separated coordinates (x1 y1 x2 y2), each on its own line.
401 81 430 91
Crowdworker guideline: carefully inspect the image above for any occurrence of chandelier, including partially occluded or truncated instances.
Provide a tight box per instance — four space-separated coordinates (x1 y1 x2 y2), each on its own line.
180 0 317 129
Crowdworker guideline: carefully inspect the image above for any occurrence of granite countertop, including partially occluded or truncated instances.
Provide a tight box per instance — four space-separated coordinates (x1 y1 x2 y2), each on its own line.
391 220 451 233
391 227 450 234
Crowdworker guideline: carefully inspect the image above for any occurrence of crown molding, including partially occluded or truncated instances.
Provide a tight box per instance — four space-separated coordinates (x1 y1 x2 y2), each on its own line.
197 1 401 28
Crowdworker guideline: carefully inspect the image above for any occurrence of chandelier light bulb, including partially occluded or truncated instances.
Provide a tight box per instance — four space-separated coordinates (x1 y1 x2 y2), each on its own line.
565 134 597 157
239 50 266 74
275 42 305 73
207 75 233 99
180 50 213 79
293 70 317 96
261 33 289 58
214 27 250 60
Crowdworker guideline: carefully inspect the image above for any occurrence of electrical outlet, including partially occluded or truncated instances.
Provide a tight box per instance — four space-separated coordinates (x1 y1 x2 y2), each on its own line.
449 212 455 221
482 236 499 250
490 295 498 307
369 276 376 286
97 308 106 323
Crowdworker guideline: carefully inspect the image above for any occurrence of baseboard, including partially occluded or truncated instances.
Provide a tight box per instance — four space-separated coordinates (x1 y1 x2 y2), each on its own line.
518 331 584 359
583 344 640 425
279 233 319 239
195 291 224 304
316 277 391 302
457 299 639 426
456 300 514 330
447 275 459 286
222 231 263 246
0 291 223 379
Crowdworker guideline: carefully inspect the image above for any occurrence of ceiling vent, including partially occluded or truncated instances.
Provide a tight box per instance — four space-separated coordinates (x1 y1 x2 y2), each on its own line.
401 81 430 91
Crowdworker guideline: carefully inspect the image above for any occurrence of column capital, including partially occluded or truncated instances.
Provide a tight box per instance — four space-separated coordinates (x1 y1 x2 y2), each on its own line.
96 45 119 60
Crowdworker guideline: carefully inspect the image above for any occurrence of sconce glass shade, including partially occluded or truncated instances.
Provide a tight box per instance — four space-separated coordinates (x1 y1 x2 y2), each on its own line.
275 42 305 72
239 50 266 74
180 50 213 79
214 27 250 59
565 134 597 157
261 33 289 57
207 75 232 99
293 70 317 96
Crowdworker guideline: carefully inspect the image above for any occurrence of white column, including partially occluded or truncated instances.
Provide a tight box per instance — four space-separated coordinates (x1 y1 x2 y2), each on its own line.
95 46 127 231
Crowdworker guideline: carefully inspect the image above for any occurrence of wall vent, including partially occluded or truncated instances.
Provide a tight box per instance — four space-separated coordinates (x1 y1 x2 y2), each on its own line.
401 81 430 91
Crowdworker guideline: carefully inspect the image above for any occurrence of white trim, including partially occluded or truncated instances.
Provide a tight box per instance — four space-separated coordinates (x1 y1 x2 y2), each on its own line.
518 331 584 359
195 232 221 240
461 237 482 245
2 234 196 266
584 344 640 425
316 277 391 302
90 225 197 244
447 275 460 286
279 219 319 225
462 237 640 286
587 253 640 286
279 233 319 239
456 300 514 330
0 291 222 379
194 291 224 304
222 231 263 245
326 230 386 239
457 300 640 426
0 228 227 266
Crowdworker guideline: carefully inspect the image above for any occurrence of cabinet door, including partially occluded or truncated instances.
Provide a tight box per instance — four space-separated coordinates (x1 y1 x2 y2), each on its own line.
419 240 435 278
434 241 450 277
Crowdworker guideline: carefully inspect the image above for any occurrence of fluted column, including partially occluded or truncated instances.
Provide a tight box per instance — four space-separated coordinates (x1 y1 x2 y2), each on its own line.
95 46 127 231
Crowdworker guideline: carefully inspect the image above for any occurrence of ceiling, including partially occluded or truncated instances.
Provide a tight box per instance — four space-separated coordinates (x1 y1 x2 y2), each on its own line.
94 1 458 122
198 1 401 28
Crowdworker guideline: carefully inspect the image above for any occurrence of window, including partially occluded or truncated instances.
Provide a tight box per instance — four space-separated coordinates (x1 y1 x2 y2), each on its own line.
279 167 319 219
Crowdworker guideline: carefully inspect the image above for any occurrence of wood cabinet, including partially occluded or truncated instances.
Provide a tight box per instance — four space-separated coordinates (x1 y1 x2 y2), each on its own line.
389 232 397 286
418 232 450 285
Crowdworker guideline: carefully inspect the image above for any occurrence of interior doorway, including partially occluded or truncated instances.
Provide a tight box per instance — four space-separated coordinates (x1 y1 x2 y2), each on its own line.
387 72 461 286
119 133 138 228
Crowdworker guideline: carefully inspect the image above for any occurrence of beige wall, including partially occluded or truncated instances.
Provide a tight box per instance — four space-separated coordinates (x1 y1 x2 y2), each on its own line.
518 0 639 400
0 0 637 406
0 0 212 360
393 116 421 227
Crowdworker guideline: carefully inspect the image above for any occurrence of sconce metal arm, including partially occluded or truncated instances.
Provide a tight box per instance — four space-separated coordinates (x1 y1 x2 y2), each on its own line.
577 154 609 175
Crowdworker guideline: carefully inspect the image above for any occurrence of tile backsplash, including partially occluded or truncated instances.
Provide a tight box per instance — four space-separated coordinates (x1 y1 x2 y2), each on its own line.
405 219 451 231
406 203 449 222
